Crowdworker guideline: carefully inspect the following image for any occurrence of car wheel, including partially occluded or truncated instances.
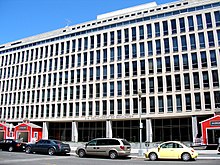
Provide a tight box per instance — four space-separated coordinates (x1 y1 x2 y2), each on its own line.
78 149 86 158
48 148 55 155
109 151 117 159
149 152 157 161
25 146 32 154
8 146 14 152
181 153 191 161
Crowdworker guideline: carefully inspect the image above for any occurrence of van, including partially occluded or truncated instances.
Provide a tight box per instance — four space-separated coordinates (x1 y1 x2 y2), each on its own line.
76 138 131 159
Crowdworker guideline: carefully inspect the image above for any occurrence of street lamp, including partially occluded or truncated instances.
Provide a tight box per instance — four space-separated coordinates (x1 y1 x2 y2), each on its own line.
138 89 143 156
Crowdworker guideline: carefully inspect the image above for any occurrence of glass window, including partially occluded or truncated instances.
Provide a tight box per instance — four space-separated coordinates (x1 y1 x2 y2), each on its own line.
214 11 220 27
158 96 164 113
155 22 160 37
196 14 203 30
188 16 194 31
179 17 185 32
210 50 217 66
163 21 168 36
207 31 215 47
176 94 182 112
185 94 192 111
202 71 209 88
205 13 212 28
172 37 178 52
171 19 177 34
195 93 201 110
184 73 190 90
204 92 211 109
147 24 152 38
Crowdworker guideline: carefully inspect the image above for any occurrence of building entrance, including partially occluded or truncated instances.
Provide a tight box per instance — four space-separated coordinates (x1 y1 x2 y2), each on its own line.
207 129 220 144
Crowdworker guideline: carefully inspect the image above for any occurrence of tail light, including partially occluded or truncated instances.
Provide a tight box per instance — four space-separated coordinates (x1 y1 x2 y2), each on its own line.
120 146 125 150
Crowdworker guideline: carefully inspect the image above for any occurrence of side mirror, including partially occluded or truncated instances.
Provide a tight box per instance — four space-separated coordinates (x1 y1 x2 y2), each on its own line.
158 147 160 152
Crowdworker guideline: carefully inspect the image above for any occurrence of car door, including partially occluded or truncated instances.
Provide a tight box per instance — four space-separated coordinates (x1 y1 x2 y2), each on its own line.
85 139 97 156
159 142 176 159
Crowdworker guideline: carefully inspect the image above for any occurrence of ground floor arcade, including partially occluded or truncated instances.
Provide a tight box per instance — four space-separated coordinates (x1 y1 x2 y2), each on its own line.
36 115 212 143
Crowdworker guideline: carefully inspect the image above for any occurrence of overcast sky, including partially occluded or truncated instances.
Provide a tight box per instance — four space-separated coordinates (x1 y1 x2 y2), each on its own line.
0 0 175 45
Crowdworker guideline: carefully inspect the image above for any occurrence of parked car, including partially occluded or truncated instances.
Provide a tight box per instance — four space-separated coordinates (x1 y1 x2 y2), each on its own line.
25 139 71 155
76 138 131 159
0 139 26 152
145 141 198 161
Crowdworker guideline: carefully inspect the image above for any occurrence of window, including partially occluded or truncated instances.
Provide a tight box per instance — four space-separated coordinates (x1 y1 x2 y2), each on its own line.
179 17 185 32
156 58 162 73
158 76 163 93
207 31 215 47
156 40 161 54
149 77 154 93
184 73 190 90
212 70 219 87
147 24 152 38
214 91 220 108
210 50 217 67
205 13 212 28
200 51 207 68
155 22 160 37
198 32 205 48
185 94 192 111
203 71 209 88
167 95 173 112
190 34 196 50
158 96 164 112
214 11 220 27
188 16 194 31
193 72 200 89
176 95 182 112
172 37 178 52
171 19 177 34
196 14 203 30
175 74 181 91
150 97 155 113
195 93 201 110
204 92 211 109
191 53 198 69
110 100 114 114
182 54 189 70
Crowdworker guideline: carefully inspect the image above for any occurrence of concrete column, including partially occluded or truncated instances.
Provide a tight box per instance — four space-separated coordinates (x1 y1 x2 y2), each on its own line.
42 122 49 139
72 121 78 142
192 116 198 143
146 119 152 142
106 120 112 138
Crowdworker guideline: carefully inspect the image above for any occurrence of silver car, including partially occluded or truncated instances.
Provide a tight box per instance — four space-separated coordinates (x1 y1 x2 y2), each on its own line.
76 138 131 159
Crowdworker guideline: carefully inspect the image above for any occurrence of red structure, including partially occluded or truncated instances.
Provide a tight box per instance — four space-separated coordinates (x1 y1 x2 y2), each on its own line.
0 121 14 140
14 121 42 143
200 115 220 145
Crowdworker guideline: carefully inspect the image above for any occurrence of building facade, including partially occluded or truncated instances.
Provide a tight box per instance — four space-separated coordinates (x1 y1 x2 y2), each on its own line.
0 0 220 143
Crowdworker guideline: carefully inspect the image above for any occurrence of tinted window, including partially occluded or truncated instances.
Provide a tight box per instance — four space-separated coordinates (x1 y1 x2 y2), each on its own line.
108 139 120 145
122 140 130 145
96 139 108 146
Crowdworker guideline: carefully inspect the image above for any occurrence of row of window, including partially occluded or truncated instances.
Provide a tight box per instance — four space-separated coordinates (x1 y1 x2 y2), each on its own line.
0 70 219 105
1 91 220 120
0 47 219 82
1 2 219 55
1 11 220 67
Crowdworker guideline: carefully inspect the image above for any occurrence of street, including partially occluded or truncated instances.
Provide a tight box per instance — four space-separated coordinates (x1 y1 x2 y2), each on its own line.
0 151 220 165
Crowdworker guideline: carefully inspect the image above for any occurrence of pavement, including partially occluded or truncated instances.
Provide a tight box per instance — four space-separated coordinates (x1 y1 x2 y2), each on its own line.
69 147 220 160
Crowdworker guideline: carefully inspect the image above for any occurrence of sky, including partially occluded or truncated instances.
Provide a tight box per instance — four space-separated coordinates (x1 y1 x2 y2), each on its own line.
0 0 175 45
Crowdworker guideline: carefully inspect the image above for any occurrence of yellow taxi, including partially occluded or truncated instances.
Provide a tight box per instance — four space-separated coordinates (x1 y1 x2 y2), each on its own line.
145 141 198 161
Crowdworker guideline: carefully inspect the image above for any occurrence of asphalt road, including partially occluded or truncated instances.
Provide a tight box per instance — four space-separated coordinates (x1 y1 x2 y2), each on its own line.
0 151 220 165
